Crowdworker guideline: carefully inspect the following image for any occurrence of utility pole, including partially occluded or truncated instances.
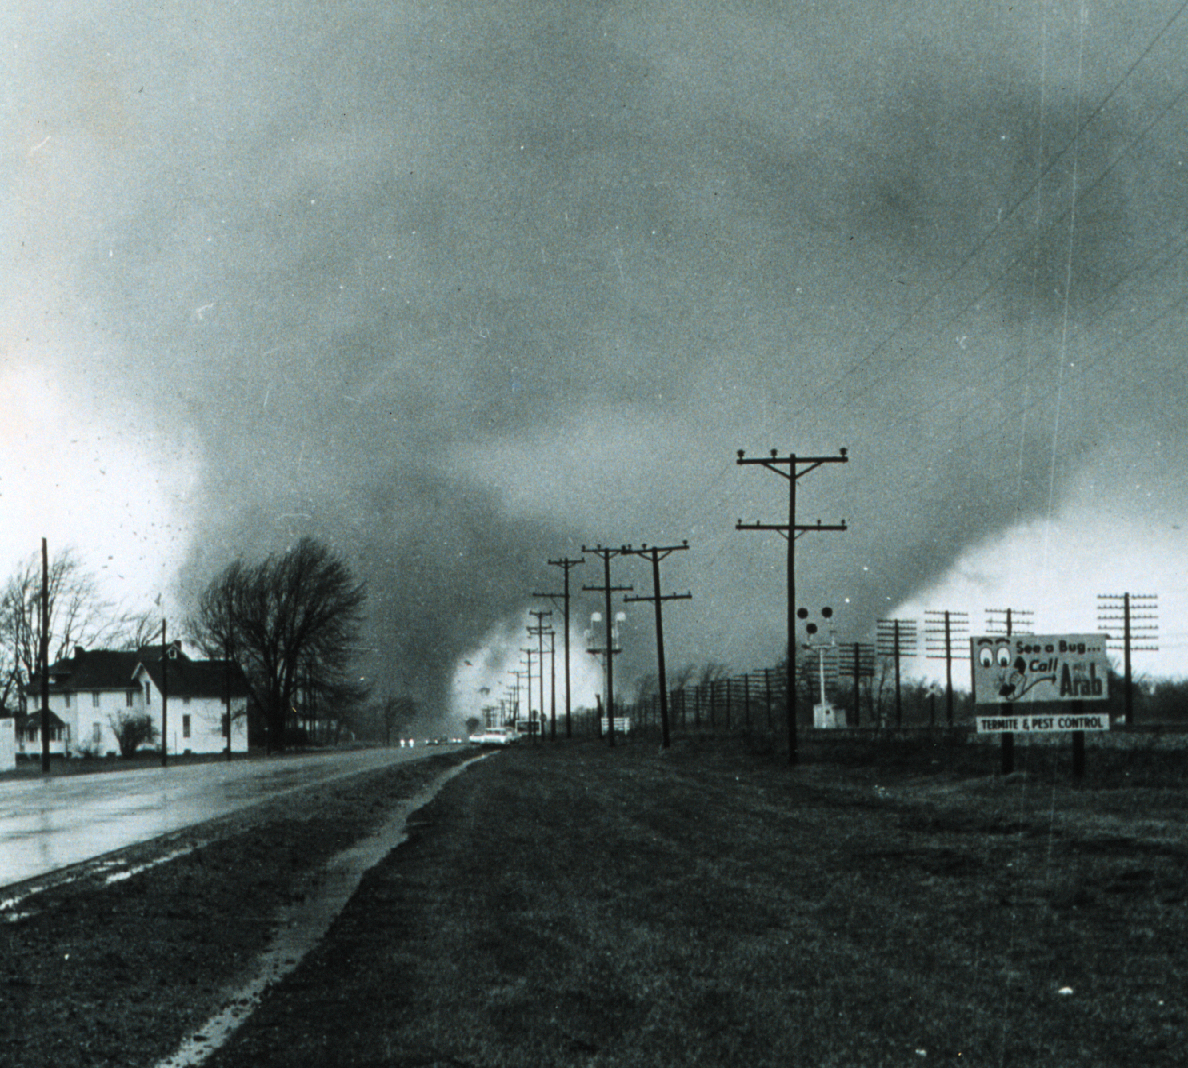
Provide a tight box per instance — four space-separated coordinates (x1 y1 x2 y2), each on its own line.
528 610 552 743
160 617 169 768
840 642 875 727
876 618 917 728
513 664 531 736
924 610 969 728
223 633 233 761
581 545 633 747
541 557 584 738
622 541 691 750
1098 592 1159 727
736 448 849 765
519 648 538 739
547 628 557 740
985 608 1034 639
39 538 50 774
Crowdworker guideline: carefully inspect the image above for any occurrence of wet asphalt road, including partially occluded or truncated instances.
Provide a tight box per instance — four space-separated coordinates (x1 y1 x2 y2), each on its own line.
0 745 460 889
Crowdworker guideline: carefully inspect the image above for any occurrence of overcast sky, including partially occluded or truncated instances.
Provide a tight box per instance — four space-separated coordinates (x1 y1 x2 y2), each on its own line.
4 1 1188 717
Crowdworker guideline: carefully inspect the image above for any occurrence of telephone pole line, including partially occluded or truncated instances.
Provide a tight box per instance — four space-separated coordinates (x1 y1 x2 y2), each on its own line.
842 642 875 727
622 541 692 750
511 668 529 731
161 617 170 768
736 448 848 765
925 610 969 728
39 538 50 774
876 618 917 728
1098 592 1159 727
528 610 552 743
985 608 1034 638
535 555 584 738
581 545 633 747
518 649 538 739
545 628 557 739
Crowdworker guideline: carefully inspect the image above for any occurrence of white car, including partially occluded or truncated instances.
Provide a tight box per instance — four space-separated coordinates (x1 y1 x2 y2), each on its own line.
469 727 516 746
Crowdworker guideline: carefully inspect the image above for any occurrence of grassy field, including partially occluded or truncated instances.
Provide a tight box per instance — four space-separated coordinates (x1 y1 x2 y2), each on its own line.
202 734 1188 1068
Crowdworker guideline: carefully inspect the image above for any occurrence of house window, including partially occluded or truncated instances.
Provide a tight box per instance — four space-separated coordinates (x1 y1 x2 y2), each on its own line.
64 693 72 708
92 691 100 708
145 681 151 704
93 722 102 744
126 690 135 707
182 715 191 739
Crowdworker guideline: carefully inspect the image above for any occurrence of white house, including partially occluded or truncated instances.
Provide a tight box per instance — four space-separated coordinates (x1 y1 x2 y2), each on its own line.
133 645 250 756
22 644 250 758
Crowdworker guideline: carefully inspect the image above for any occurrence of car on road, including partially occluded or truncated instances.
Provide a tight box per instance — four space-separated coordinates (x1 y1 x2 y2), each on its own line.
468 727 516 746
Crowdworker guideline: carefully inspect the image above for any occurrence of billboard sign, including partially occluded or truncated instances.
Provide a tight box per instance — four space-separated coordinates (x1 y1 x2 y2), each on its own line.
970 633 1110 707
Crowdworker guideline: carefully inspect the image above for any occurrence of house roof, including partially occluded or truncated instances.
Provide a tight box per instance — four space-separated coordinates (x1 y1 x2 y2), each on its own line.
26 645 251 701
136 654 251 700
17 708 68 730
27 649 142 694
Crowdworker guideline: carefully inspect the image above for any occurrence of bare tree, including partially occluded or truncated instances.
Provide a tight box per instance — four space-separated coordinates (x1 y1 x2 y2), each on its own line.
188 538 368 750
696 661 731 688
110 609 167 652
632 672 659 703
668 663 698 693
0 548 118 715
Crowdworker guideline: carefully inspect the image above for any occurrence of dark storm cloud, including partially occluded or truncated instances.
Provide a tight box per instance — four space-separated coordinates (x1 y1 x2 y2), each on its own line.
16 1 1188 705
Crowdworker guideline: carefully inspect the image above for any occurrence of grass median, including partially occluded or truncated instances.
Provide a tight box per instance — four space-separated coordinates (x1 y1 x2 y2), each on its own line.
206 736 1188 1068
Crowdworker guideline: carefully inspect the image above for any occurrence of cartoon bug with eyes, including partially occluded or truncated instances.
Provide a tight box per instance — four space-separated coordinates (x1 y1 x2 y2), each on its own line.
976 638 1024 698
975 637 1053 701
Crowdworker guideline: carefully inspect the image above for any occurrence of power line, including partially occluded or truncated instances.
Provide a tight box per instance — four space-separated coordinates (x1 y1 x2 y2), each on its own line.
535 556 584 739
736 448 849 765
581 545 633 747
622 541 692 750
924 610 970 727
1098 592 1159 726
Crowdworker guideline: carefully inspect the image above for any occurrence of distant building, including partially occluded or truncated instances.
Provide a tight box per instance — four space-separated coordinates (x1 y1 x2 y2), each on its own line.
22 644 250 757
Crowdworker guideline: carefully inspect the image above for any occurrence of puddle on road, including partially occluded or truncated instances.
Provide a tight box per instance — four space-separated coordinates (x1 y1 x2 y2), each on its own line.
154 756 483 1068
